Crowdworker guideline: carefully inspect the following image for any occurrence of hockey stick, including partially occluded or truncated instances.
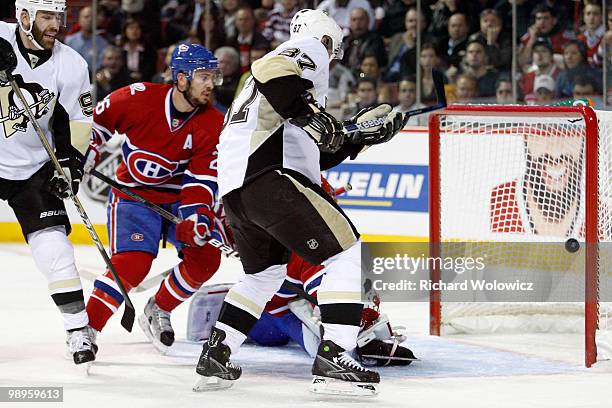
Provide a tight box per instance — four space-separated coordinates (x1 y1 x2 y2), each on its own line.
6 74 136 332
91 169 240 259
340 70 446 135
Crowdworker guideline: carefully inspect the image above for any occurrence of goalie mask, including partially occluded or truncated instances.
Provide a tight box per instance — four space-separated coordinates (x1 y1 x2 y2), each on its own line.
15 0 67 50
290 9 344 61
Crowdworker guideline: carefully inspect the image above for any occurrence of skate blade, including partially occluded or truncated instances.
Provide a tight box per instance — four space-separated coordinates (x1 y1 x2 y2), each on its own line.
360 354 419 361
310 376 378 397
137 314 170 355
193 375 234 392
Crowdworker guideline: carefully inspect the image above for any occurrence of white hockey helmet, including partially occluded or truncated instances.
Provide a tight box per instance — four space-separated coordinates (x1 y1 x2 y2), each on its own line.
15 0 67 50
290 9 344 61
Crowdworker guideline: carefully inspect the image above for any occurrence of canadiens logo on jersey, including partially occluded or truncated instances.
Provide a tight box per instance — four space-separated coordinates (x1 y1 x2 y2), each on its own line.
0 74 54 139
124 142 183 186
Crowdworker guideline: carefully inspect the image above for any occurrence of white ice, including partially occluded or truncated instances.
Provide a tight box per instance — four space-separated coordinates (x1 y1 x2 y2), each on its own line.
1 244 611 408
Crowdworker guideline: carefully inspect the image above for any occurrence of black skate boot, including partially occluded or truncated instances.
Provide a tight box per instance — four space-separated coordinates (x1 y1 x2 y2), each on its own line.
311 340 380 396
193 327 241 391
138 297 174 354
66 326 97 373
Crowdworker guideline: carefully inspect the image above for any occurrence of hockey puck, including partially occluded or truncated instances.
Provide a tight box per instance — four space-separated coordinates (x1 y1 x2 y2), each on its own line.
565 238 580 253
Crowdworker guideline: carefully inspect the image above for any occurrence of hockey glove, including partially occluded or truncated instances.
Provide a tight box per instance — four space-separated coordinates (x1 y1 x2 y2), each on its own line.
47 147 85 199
176 205 216 247
83 142 101 174
346 104 405 146
0 37 17 83
290 93 345 153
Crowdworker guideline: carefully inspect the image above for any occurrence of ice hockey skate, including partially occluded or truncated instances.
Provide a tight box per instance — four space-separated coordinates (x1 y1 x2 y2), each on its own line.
311 340 380 396
193 327 241 392
138 297 175 354
66 326 97 373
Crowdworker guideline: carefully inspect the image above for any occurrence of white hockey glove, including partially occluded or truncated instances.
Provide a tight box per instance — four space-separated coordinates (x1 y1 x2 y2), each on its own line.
83 142 101 174
346 104 405 146
290 93 345 153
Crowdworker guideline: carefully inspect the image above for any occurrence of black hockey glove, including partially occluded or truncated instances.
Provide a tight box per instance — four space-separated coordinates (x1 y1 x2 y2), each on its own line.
47 147 85 199
0 37 18 83
291 110 345 153
346 104 405 146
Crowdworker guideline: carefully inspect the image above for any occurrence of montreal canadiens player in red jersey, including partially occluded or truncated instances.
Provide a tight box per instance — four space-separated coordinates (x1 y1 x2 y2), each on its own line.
83 43 227 354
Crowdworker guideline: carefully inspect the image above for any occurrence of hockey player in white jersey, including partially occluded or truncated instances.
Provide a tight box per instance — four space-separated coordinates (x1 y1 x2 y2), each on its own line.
0 0 96 366
194 9 404 396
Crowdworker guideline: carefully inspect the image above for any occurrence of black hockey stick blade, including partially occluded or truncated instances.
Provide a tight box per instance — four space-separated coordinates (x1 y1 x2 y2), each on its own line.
121 305 136 332
400 69 447 126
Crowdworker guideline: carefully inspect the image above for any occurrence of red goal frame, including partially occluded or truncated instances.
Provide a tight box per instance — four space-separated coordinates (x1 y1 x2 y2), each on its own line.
428 104 600 367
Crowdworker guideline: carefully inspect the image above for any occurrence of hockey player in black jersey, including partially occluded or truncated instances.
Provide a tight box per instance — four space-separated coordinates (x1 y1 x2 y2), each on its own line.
0 0 96 368
194 9 405 396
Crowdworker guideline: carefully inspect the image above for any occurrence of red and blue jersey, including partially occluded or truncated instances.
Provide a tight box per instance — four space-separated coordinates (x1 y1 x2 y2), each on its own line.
91 82 224 210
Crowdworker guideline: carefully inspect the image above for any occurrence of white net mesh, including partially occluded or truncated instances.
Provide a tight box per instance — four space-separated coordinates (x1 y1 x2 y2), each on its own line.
432 107 612 357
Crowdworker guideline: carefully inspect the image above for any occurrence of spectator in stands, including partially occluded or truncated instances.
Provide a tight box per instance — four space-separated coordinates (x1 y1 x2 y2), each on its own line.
214 47 241 110
328 60 356 110
556 40 602 98
95 46 132 99
495 76 513 104
193 2 227 52
428 0 481 39
494 0 533 42
415 42 448 106
571 76 597 101
152 44 177 84
235 44 271 96
518 4 574 68
222 0 240 39
229 6 271 74
592 8 612 68
459 39 499 98
316 0 375 33
455 73 477 103
341 8 387 77
262 0 299 49
119 17 157 82
379 0 418 39
532 74 555 105
386 6 431 81
441 12 470 71
393 76 426 126
468 8 511 71
65 6 109 73
577 0 604 66
358 54 381 80
520 37 560 97
351 76 379 113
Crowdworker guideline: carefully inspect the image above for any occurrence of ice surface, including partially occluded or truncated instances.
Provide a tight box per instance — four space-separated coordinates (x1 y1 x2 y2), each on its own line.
1 244 610 408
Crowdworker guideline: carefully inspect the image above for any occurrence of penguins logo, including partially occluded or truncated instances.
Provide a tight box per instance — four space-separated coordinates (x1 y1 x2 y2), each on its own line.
0 74 54 138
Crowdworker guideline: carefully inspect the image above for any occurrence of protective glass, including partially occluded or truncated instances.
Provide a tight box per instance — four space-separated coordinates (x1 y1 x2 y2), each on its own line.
36 10 67 28
193 68 224 86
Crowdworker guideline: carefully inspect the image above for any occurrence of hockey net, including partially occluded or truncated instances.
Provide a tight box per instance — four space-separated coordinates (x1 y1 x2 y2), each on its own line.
429 104 612 367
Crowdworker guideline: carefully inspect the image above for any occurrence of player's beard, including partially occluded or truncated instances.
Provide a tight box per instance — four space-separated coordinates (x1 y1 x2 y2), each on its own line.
524 152 582 223
185 83 211 107
31 23 56 50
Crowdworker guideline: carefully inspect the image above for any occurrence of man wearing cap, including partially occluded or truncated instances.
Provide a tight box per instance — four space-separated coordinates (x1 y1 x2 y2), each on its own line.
520 37 560 97
532 74 555 105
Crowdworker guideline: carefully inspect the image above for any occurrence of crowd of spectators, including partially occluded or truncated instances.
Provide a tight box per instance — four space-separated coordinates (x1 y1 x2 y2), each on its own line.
3 0 612 122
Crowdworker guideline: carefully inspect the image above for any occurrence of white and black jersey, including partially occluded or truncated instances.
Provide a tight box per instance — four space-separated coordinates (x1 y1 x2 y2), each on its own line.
217 37 331 198
0 22 93 180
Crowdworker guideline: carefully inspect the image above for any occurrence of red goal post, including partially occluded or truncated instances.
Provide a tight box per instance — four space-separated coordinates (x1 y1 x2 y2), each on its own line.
428 104 601 367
